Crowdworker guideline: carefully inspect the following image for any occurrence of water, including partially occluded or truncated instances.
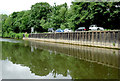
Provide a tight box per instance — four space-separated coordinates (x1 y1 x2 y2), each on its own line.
0 38 119 79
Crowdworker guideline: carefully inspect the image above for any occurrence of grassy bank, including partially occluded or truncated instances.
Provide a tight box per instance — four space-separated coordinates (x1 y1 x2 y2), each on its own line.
2 32 29 39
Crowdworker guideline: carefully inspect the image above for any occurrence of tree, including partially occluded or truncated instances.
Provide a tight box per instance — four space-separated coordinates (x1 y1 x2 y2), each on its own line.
20 10 31 32
30 2 51 32
3 16 13 33
66 2 120 30
12 11 25 33
1 2 120 35
0 14 8 32
66 2 91 30
0 14 8 36
40 3 68 30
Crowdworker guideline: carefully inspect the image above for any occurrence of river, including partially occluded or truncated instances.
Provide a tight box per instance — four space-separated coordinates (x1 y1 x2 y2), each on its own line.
0 38 119 79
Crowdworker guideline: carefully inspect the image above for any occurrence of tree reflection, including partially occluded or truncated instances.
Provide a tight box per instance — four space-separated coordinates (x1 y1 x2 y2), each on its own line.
2 42 119 79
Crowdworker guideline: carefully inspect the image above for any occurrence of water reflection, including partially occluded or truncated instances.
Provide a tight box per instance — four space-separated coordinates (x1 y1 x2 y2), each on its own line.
30 41 120 69
2 59 71 79
0 38 2 80
1 39 120 79
0 38 22 43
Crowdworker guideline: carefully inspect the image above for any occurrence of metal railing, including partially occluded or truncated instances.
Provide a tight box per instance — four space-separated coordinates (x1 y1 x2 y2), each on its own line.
29 30 120 49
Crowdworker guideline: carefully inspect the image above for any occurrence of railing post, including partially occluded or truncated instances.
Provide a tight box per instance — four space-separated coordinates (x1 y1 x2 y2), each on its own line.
118 31 120 49
95 32 98 46
88 32 90 43
77 32 79 43
85 32 86 44
80 32 81 44
92 31 94 45
82 32 84 44
112 31 115 47
108 31 111 47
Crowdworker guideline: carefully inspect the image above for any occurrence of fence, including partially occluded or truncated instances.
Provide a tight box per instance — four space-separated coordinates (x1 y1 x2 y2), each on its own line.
28 30 120 49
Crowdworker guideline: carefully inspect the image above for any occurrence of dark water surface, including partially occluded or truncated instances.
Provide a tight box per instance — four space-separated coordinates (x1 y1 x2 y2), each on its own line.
0 38 120 79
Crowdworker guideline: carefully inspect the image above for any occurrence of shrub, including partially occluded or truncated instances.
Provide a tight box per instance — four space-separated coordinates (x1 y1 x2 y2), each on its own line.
19 33 24 39
113 42 115 46
3 32 9 38
15 34 19 39
9 31 15 38
25 34 29 38
2 32 29 39
15 33 24 39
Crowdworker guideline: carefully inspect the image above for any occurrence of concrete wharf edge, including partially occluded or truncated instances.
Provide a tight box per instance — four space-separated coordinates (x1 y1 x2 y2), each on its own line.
23 38 120 49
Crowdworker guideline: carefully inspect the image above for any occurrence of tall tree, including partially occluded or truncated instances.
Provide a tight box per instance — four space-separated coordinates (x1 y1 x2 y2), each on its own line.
30 2 51 32
19 10 31 32
40 3 68 30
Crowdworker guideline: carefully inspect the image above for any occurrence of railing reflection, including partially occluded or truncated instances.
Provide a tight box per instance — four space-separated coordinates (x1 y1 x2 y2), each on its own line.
30 41 120 69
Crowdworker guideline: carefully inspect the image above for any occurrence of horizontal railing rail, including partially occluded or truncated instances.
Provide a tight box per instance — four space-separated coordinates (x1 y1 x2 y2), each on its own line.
28 30 120 49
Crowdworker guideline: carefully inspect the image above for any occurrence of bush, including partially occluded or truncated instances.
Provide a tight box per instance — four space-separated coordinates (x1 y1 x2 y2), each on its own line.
15 34 19 39
19 33 24 39
2 32 29 39
3 32 9 38
15 33 24 39
9 31 16 38
25 33 29 38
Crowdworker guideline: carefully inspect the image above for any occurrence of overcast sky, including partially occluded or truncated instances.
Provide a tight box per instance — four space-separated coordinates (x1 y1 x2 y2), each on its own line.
0 0 73 15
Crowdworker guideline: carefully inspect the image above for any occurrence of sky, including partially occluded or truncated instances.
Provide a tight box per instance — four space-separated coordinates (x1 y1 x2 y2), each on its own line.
0 0 73 15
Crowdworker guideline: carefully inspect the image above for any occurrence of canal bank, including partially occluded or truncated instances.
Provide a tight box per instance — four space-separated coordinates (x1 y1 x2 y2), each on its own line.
23 30 120 49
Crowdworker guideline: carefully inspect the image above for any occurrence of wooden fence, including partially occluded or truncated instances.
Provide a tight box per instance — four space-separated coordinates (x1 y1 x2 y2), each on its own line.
28 30 120 49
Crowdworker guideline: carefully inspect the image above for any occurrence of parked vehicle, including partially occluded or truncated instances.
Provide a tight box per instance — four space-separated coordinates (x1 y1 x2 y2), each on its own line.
48 28 54 32
89 25 104 31
75 27 86 32
55 29 64 32
64 28 73 32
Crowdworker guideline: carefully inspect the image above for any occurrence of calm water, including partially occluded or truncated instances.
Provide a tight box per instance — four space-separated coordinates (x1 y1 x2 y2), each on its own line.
0 38 120 79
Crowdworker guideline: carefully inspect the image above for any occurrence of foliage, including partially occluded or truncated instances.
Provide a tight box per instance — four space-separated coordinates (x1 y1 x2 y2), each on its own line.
30 2 51 32
2 31 29 39
0 2 120 35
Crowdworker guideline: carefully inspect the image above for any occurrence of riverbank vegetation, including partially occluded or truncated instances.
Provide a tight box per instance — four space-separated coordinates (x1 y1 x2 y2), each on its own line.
0 2 119 38
2 32 29 39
